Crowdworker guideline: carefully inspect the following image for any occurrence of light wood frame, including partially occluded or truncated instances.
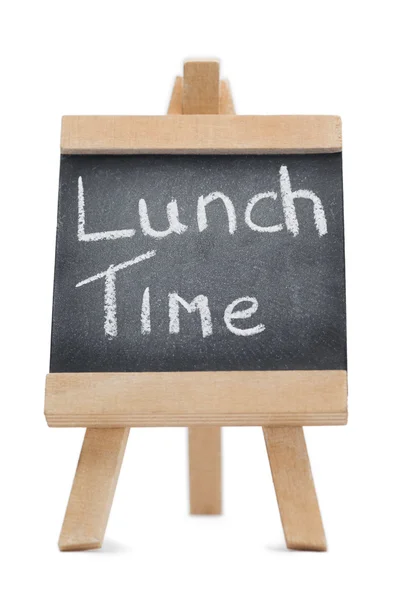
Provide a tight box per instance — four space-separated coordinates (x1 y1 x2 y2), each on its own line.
45 371 347 428
61 114 341 154
51 59 345 552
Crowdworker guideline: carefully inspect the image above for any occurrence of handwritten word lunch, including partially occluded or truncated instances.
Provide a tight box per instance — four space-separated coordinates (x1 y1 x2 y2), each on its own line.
76 165 328 339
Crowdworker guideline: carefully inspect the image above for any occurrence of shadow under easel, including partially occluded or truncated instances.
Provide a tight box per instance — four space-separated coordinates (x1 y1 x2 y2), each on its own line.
265 543 292 553
96 538 132 553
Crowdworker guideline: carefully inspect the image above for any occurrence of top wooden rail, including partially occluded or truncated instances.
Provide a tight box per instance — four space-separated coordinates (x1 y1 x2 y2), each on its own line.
61 115 342 154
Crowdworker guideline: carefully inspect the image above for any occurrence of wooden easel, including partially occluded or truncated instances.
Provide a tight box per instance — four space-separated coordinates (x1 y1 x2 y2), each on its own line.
56 60 329 552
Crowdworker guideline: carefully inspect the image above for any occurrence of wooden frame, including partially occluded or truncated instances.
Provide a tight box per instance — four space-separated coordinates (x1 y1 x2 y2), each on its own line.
45 371 347 427
51 59 345 552
61 114 342 154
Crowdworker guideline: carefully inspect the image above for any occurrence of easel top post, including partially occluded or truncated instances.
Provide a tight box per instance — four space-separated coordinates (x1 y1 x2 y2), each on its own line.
183 59 220 114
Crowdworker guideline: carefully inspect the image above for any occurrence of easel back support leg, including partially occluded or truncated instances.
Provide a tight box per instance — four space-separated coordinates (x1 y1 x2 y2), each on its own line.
58 428 129 551
263 426 327 551
189 427 222 514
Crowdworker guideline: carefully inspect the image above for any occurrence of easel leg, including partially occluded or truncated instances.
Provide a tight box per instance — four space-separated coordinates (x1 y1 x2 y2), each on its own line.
59 428 129 551
188 427 222 514
263 427 327 551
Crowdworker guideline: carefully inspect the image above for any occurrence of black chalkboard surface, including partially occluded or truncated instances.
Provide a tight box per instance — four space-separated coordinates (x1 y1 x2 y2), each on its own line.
50 154 346 373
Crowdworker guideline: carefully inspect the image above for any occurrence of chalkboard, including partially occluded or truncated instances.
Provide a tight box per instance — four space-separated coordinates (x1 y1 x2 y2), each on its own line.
50 154 346 373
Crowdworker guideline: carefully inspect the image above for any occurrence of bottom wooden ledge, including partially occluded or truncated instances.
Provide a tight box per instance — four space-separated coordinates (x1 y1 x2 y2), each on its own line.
45 370 347 428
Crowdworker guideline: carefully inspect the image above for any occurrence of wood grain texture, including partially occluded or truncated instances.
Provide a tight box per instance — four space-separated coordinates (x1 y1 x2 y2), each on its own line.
167 76 183 114
219 79 235 114
183 59 220 114
263 427 327 551
61 114 342 154
45 370 347 427
58 428 129 551
183 60 223 516
189 426 222 514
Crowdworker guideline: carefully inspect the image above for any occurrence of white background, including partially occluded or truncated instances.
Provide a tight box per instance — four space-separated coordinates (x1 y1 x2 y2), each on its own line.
2 1 399 598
